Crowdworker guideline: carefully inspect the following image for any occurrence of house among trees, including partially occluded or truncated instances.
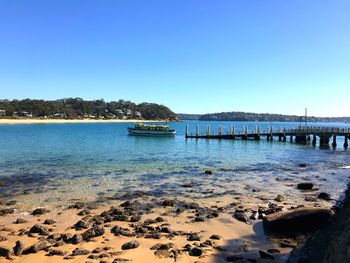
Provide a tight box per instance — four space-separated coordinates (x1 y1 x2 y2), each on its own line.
0 110 5 116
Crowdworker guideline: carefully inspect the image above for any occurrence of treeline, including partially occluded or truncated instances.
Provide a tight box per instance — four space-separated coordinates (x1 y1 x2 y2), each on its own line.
0 98 178 121
179 111 350 123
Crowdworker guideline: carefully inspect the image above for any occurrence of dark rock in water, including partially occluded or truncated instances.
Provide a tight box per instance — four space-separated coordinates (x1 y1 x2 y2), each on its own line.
162 199 175 207
71 234 83 244
23 240 52 254
279 239 297 248
82 226 105 241
259 250 275 259
121 241 139 250
233 211 248 223
0 208 14 216
204 170 212 175
0 247 11 258
189 247 203 256
29 224 50 236
209 234 221 240
263 207 333 234
14 218 27 224
267 248 280 254
74 220 89 229
297 182 314 190
43 219 56 225
181 183 193 188
72 248 90 256
298 163 307 168
187 233 200 241
32 208 50 216
226 254 244 262
318 192 331 200
13 240 24 256
275 194 285 202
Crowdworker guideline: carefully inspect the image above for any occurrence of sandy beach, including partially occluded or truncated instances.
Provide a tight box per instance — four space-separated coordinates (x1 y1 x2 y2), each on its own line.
0 193 298 263
0 119 162 125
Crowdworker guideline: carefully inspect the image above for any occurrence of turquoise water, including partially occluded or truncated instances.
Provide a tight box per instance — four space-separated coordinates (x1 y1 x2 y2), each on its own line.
0 121 350 209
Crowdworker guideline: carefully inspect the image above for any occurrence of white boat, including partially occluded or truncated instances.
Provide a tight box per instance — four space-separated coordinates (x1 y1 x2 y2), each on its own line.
127 123 176 136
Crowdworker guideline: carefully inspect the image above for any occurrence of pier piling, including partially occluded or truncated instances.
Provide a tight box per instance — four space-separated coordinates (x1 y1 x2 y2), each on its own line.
344 136 349 149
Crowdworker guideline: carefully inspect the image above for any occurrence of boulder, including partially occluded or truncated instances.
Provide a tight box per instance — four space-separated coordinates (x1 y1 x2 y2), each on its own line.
29 224 50 236
189 247 203 256
318 192 331 200
263 207 333 234
13 241 24 256
23 241 51 254
297 183 314 190
121 241 139 250
81 226 105 241
32 208 50 216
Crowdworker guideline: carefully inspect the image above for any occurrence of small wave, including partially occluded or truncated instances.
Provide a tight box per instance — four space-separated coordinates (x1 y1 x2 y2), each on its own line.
340 165 350 169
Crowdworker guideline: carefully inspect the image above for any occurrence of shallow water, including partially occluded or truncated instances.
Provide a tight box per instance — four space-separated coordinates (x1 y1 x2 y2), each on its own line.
0 121 350 210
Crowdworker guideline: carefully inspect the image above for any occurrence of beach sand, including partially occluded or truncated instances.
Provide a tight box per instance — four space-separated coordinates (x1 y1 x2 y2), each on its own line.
0 194 298 263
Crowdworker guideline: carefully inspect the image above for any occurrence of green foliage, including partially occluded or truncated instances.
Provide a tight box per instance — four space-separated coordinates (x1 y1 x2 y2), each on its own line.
0 98 177 121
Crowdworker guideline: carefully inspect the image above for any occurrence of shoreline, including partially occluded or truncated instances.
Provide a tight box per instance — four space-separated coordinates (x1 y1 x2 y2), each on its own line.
0 119 165 125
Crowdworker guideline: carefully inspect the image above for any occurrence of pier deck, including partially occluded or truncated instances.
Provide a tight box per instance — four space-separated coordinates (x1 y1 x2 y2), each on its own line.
185 125 350 148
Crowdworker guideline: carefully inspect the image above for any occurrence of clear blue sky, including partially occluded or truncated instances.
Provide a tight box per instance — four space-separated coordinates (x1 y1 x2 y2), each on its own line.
0 1 349 116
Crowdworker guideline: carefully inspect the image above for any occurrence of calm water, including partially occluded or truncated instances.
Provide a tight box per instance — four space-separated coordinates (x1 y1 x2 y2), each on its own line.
0 121 350 210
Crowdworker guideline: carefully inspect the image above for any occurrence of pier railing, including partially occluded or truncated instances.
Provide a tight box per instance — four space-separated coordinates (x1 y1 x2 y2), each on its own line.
185 125 350 148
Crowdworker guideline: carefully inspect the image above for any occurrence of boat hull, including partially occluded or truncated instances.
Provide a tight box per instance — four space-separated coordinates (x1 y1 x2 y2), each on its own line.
128 128 176 136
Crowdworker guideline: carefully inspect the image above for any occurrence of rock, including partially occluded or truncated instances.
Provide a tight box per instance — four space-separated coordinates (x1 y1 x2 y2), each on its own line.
267 248 280 254
29 224 50 236
189 247 203 257
14 218 27 224
259 250 275 259
0 208 15 216
181 183 193 188
150 243 174 250
43 219 56 225
187 233 201 241
120 201 132 207
121 241 139 250
74 220 89 229
77 209 90 216
32 208 50 216
162 199 175 207
0 236 7 242
298 163 307 168
154 249 171 258
194 216 205 222
318 192 331 200
0 247 11 258
275 194 285 202
68 202 85 209
250 212 259 220
82 226 105 241
13 241 24 256
47 249 66 256
71 234 83 244
72 248 90 256
5 200 17 206
145 231 161 239
130 215 141 222
209 234 221 240
233 211 248 223
204 170 212 175
297 182 314 190
263 207 333 234
305 196 318 202
23 240 52 254
226 254 244 262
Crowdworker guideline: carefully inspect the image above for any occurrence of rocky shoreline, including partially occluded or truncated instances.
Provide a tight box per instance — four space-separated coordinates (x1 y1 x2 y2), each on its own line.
0 166 348 263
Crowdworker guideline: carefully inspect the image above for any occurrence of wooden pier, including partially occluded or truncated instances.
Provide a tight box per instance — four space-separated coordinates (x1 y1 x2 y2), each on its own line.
185 125 350 148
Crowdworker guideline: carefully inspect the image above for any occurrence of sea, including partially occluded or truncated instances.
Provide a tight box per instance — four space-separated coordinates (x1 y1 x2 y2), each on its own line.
1 121 350 211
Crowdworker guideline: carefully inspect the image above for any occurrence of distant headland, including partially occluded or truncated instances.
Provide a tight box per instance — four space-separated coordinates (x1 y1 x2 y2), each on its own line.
0 98 178 122
178 112 350 123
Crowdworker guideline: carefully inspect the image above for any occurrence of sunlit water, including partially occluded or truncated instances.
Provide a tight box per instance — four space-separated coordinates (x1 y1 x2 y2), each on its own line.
0 121 350 210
